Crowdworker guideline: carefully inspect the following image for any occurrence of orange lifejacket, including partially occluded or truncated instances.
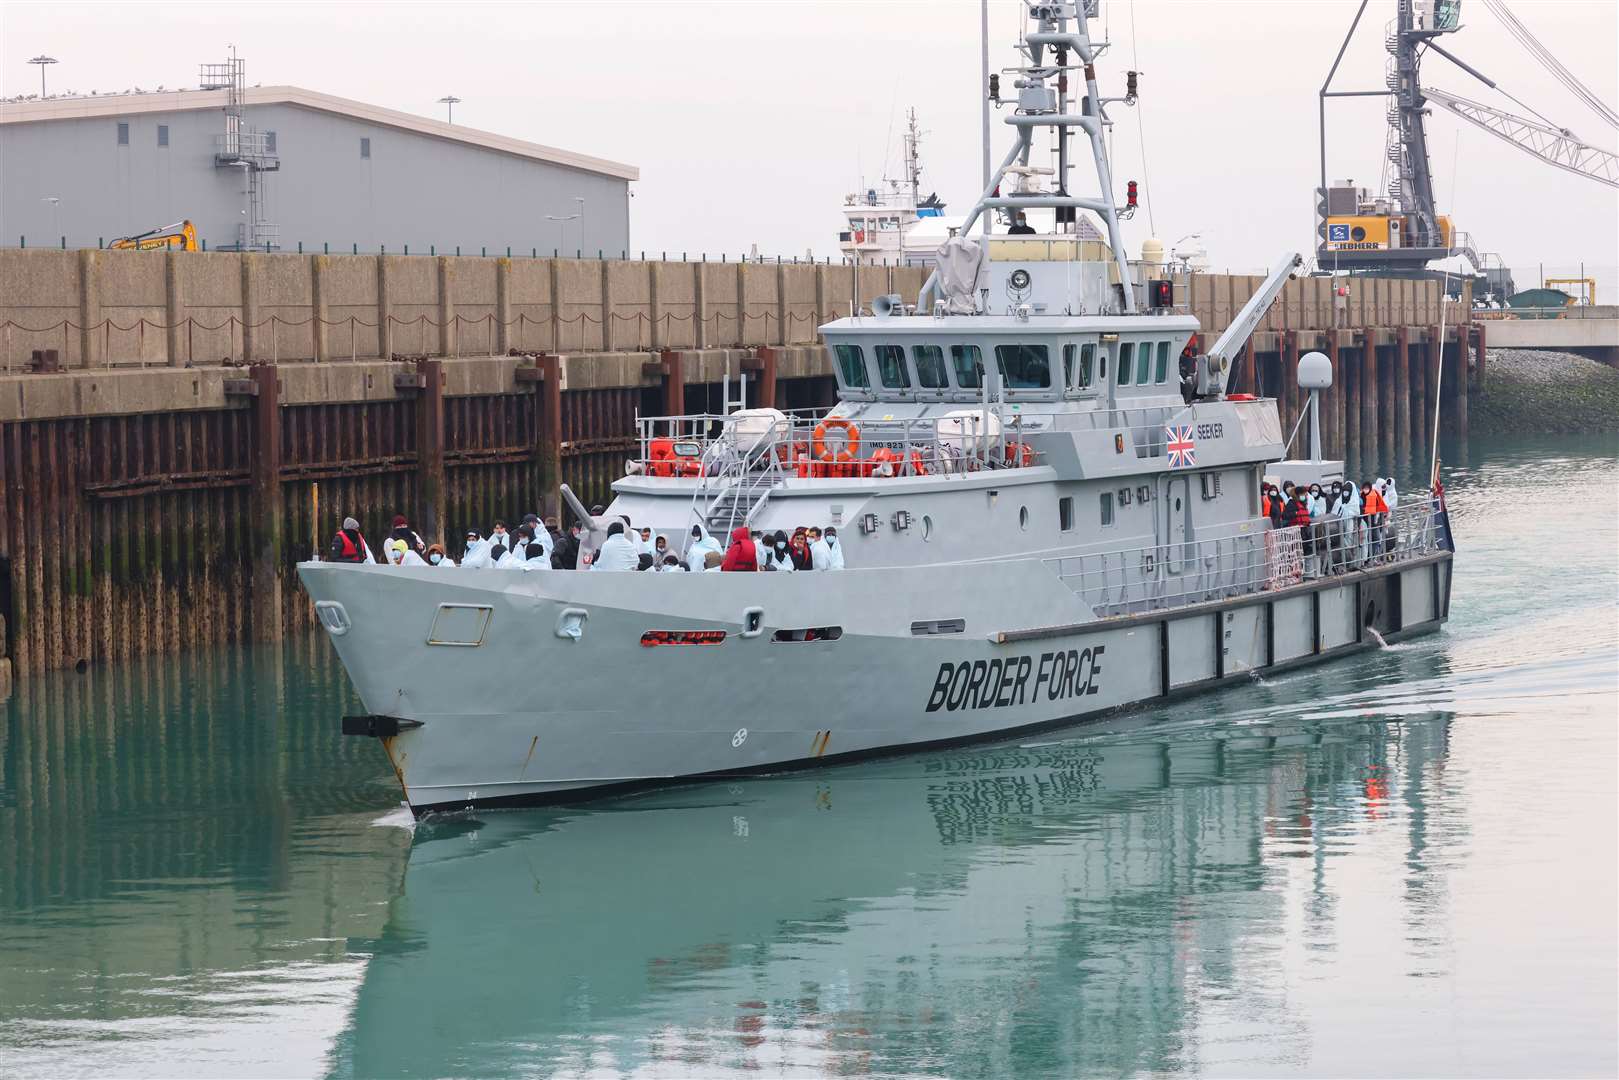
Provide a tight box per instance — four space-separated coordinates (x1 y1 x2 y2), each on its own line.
1363 489 1389 516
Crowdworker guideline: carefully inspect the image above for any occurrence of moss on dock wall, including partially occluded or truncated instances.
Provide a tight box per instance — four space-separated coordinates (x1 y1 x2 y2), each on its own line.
1473 349 1619 436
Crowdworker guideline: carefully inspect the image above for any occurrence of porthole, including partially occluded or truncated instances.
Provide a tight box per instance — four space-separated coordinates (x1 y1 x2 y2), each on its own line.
922 514 933 541
1018 506 1029 530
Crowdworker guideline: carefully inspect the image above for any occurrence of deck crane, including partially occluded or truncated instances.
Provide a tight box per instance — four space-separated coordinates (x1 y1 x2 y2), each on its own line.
1316 0 1616 292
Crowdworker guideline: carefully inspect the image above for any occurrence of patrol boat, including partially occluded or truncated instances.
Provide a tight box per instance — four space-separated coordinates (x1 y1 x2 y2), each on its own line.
299 0 1454 815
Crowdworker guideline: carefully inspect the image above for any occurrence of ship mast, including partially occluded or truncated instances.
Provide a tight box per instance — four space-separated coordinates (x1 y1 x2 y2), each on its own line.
920 0 1137 312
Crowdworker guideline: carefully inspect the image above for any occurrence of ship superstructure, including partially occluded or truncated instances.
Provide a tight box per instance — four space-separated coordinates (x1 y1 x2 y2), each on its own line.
300 1 1454 815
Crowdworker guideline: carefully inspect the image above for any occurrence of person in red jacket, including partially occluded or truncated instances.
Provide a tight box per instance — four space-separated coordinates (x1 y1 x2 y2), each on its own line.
721 525 757 571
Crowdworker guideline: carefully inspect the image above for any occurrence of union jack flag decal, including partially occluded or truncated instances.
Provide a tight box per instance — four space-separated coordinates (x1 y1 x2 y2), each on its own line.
1165 424 1196 468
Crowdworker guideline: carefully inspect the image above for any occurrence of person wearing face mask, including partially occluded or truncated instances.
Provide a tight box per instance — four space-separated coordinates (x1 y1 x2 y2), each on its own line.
1306 484 1327 519
460 529 490 568
1264 484 1285 528
822 526 845 569
1332 481 1361 571
808 527 832 570
424 543 452 567
489 520 512 556
685 524 722 572
391 539 428 567
653 535 670 564
762 530 795 572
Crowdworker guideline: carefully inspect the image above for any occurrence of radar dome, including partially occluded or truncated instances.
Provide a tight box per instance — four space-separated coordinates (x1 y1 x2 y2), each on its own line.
1298 351 1333 390
1140 237 1165 268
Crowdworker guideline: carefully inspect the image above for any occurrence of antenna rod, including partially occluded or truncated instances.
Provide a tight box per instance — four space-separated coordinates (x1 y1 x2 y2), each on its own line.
980 0 991 188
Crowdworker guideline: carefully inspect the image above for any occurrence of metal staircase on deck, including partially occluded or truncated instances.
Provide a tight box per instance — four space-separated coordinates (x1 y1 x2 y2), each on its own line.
703 474 781 535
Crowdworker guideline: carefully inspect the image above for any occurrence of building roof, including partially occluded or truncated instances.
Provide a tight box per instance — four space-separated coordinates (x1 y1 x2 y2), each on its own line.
0 85 639 181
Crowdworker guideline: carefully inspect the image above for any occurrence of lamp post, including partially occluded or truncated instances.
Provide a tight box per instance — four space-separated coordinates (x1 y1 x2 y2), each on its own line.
544 213 579 253
28 55 58 97
41 196 61 244
437 95 461 123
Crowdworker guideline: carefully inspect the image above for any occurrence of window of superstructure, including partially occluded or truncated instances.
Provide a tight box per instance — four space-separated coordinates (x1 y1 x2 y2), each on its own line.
1059 496 1075 531
360 137 371 159
1100 492 1115 526
1137 345 1153 386
1155 341 1170 384
951 344 983 389
832 343 870 388
265 130 277 153
994 344 1051 390
157 124 169 147
1066 343 1097 391
912 345 949 389
1118 343 1134 386
117 122 129 145
875 345 910 389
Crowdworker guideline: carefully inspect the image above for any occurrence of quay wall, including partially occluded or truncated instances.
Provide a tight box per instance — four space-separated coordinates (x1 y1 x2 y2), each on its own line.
0 249 1478 691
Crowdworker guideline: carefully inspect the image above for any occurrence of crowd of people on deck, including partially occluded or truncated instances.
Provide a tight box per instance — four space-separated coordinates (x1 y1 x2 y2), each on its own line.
1258 477 1401 568
326 510 845 572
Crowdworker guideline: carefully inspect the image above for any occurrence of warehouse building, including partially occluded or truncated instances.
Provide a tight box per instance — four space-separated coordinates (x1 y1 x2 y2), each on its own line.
0 80 636 255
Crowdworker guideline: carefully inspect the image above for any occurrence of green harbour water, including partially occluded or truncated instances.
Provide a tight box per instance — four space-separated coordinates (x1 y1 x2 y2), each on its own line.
2 434 1615 1078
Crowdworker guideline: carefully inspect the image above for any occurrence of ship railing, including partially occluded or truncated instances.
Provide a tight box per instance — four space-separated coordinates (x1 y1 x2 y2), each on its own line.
636 411 1045 480
1044 496 1445 617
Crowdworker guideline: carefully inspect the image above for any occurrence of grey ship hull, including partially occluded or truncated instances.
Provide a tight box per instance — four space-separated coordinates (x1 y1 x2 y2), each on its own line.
298 551 1450 815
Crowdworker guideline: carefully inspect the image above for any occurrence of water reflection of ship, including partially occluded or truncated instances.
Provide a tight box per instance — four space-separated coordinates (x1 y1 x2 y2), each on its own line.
0 640 408 1033
337 710 1457 1078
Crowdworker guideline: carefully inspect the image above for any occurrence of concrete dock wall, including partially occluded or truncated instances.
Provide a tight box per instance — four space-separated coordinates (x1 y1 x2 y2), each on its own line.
1 249 930 369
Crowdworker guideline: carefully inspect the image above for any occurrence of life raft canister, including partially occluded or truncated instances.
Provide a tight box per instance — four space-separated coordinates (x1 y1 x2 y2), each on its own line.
812 418 861 463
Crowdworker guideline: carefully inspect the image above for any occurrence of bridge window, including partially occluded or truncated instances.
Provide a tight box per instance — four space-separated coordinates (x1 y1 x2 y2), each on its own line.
833 343 869 388
1155 341 1170 384
912 345 949 389
1136 345 1153 385
994 344 1051 389
1065 343 1097 391
951 344 983 389
1118 343 1134 385
1100 491 1115 526
875 345 910 389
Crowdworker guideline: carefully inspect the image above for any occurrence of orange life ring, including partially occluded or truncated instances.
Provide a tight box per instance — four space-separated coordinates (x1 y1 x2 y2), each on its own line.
1227 392 1257 401
812 418 861 463
906 449 929 476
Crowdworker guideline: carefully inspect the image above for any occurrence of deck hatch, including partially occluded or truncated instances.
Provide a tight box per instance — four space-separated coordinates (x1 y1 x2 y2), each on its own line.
427 603 492 646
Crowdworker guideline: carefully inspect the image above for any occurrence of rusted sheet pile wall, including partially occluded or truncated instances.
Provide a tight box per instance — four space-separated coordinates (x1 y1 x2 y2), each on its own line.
2 409 257 677
0 349 841 685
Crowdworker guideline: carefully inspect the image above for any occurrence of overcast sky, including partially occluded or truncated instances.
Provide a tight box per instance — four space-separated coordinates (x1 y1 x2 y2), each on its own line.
5 0 1616 295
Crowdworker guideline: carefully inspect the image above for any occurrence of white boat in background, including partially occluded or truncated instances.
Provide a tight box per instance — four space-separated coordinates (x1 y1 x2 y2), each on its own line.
837 108 957 266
